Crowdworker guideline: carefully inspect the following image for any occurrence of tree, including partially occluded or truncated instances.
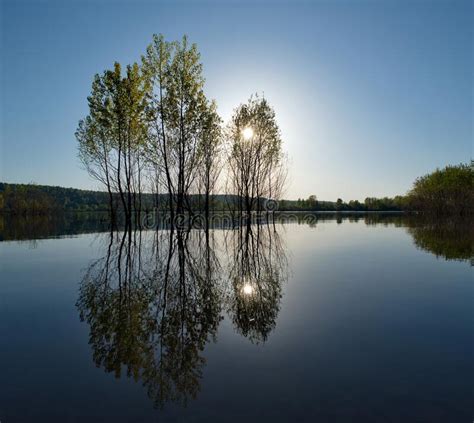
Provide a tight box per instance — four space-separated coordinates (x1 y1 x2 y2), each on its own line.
308 195 318 209
227 95 286 219
196 100 223 222
76 76 116 220
76 62 149 224
141 34 174 218
406 162 473 216
143 34 217 218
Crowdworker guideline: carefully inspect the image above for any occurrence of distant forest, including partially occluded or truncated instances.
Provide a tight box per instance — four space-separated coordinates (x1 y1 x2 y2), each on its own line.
0 183 388 215
0 182 404 214
1 162 472 216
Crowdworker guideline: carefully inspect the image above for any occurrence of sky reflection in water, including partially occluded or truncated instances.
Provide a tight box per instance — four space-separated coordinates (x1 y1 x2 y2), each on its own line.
0 214 472 422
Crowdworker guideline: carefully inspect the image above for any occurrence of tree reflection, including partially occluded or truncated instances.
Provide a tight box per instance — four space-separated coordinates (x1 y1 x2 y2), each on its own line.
225 224 288 344
77 228 223 408
77 222 288 408
362 214 473 263
406 218 473 264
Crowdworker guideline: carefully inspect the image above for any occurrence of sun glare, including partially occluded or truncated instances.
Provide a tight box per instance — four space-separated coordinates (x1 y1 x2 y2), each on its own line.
242 283 254 295
242 127 254 140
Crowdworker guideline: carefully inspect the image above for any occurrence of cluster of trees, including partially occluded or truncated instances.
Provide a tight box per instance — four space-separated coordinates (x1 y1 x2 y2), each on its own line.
0 183 133 214
0 183 59 215
76 34 286 225
405 162 473 216
280 163 472 216
0 183 240 214
280 195 406 211
227 96 287 216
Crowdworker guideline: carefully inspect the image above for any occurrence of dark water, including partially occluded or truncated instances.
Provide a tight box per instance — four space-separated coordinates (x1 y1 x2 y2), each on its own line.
0 214 472 422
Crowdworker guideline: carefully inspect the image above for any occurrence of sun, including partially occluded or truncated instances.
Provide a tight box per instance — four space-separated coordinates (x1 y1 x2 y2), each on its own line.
242 283 254 295
242 127 254 140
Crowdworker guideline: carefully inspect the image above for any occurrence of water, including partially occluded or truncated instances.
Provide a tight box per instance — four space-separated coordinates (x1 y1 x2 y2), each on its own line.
0 214 472 422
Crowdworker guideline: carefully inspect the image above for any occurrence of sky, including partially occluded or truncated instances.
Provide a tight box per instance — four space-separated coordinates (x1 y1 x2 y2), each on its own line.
1 0 472 201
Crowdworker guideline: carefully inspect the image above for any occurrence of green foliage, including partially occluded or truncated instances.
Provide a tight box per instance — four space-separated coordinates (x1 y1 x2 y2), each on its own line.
285 163 472 214
405 162 473 216
0 183 60 215
283 195 405 211
0 183 239 213
0 183 127 213
228 95 286 213
77 58 150 220
142 34 220 214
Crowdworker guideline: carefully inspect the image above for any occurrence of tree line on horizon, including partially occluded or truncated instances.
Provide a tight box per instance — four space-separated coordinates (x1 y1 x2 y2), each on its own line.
1 160 471 217
74 34 287 226
0 182 406 215
289 163 472 215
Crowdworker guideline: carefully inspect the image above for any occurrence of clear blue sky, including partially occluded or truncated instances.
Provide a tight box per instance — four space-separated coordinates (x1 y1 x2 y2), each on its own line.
1 0 472 201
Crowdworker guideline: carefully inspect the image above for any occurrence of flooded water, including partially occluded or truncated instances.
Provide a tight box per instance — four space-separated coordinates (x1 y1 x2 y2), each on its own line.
0 214 472 422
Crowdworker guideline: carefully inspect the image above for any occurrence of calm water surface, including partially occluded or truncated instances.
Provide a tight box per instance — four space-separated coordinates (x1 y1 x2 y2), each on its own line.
0 214 472 422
